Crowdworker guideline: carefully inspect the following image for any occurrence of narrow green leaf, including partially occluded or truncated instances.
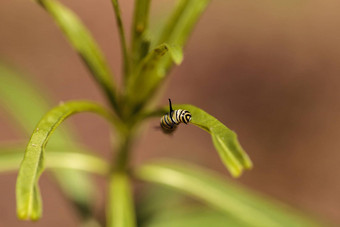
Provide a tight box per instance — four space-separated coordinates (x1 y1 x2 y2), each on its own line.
0 64 68 138
111 0 130 77
127 43 169 97
127 43 181 112
145 207 241 227
136 160 321 227
126 0 209 112
131 0 151 68
151 0 209 76
35 0 119 111
0 64 99 218
0 145 109 175
107 172 136 227
155 0 210 47
46 151 109 174
137 186 185 225
139 0 210 99
16 101 115 220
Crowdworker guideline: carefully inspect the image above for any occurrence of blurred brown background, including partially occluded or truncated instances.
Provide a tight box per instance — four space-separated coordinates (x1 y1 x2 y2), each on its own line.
1 0 340 226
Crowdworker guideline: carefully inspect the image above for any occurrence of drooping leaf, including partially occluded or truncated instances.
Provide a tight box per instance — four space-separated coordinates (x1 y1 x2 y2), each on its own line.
0 145 109 175
35 0 119 111
16 101 115 220
107 172 136 227
145 104 251 177
176 104 252 177
136 160 321 227
0 64 99 218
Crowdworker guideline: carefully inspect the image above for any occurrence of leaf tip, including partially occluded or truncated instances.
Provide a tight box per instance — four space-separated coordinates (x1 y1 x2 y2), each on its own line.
245 159 253 169
30 213 41 221
17 207 42 221
168 44 183 65
17 209 28 220
230 171 242 178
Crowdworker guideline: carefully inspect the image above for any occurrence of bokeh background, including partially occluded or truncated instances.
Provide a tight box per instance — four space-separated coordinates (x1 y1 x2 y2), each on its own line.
1 0 340 226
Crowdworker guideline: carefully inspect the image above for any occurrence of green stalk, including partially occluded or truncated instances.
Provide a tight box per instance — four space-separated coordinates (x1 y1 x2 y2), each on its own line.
107 172 136 227
107 128 136 227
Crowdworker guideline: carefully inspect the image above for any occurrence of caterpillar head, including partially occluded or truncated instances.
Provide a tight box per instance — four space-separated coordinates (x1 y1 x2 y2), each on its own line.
182 111 192 124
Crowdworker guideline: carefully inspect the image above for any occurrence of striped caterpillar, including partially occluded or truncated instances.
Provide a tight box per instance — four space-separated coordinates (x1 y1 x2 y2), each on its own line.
160 99 191 133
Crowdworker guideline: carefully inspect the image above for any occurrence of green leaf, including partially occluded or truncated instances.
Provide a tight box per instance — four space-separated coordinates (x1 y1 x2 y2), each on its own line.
131 0 151 68
0 64 67 137
146 104 251 177
111 0 130 77
126 0 209 111
176 104 252 177
107 172 136 227
152 0 210 77
155 0 210 47
136 160 321 227
127 43 182 112
0 145 109 175
16 101 115 220
137 186 185 225
0 64 99 218
145 207 241 227
35 0 119 111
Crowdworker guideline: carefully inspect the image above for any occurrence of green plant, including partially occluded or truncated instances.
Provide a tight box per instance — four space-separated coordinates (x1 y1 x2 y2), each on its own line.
0 0 322 226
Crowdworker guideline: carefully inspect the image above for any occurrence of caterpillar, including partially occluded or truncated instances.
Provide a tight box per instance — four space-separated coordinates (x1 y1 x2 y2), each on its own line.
160 99 192 133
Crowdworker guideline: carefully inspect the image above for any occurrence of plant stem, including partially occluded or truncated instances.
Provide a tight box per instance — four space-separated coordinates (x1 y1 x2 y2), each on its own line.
114 129 135 172
107 127 136 227
107 172 136 227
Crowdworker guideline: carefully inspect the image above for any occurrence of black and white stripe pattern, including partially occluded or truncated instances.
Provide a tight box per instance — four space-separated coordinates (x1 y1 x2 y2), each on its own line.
160 99 191 133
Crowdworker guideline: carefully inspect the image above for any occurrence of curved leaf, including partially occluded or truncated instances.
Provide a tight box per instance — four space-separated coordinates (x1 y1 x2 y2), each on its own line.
146 104 251 177
176 104 252 177
16 101 115 220
136 160 321 227
35 0 119 111
0 64 100 218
